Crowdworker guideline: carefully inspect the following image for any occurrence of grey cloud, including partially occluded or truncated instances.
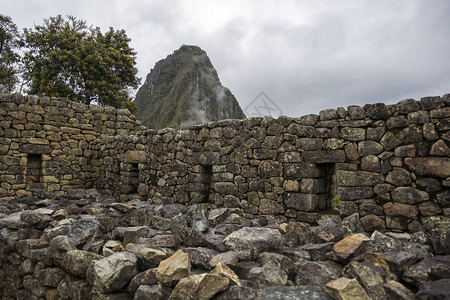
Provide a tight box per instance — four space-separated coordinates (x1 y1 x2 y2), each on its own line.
2 0 449 117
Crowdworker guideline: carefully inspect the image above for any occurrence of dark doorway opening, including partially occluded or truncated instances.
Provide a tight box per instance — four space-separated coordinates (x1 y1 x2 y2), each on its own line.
202 164 213 202
317 163 337 209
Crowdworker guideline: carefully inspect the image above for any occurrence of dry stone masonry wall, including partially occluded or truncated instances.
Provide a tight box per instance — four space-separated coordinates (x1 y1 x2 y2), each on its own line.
0 92 450 299
94 94 450 232
0 92 449 232
0 93 144 201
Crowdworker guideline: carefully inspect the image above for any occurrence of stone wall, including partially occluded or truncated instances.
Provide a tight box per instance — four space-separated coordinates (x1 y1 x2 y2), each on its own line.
95 95 450 232
0 93 144 201
1 93 449 232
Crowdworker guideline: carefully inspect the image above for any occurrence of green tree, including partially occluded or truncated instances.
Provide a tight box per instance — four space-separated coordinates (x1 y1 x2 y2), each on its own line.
0 14 22 93
23 15 140 110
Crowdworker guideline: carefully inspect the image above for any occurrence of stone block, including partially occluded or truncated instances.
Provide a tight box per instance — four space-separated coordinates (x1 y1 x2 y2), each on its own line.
387 116 409 129
391 187 429 204
385 168 411 186
405 157 450 178
336 170 384 187
295 138 322 150
383 202 418 219
257 160 282 178
340 127 366 141
283 163 322 178
285 193 320 212
302 150 346 163
338 187 374 200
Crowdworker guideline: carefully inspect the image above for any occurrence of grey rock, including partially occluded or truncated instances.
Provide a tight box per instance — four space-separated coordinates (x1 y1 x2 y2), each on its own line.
384 280 417 300
93 252 138 293
405 157 450 178
342 261 386 300
133 284 171 300
314 218 347 243
210 251 239 268
124 243 168 270
256 286 333 300
387 116 409 129
417 278 450 300
386 168 412 186
43 217 101 247
183 247 219 270
48 235 76 266
338 187 374 200
391 187 429 204
62 250 103 278
258 252 295 279
403 256 450 287
383 250 418 276
224 227 283 260
128 269 158 294
216 285 257 300
248 263 288 288
208 208 230 225
300 242 334 261
295 261 338 288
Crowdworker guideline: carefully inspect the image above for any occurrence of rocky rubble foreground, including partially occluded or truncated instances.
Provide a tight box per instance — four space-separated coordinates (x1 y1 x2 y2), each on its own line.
0 189 449 300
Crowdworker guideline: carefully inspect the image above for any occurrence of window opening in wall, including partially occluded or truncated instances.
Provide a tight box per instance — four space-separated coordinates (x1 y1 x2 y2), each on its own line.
317 163 337 210
202 164 214 202
27 154 42 184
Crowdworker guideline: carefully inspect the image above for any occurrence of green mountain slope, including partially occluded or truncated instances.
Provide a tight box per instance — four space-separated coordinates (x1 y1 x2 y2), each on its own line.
134 45 246 129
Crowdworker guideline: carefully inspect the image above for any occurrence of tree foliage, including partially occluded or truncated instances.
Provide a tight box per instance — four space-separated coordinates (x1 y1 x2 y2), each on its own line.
0 14 22 93
23 15 140 110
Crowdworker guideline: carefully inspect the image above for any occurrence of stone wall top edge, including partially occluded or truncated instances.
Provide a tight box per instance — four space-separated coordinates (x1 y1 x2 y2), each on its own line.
0 93 137 118
2 93 448 136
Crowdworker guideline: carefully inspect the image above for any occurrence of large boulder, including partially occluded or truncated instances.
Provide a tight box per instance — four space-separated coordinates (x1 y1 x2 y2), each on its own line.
124 243 168 270
215 285 257 300
295 261 338 288
62 250 103 278
155 249 190 285
170 273 229 300
342 261 386 300
248 263 288 289
417 278 450 299
223 227 283 259
403 256 450 287
256 286 333 300
405 157 450 178
93 251 138 293
134 284 172 300
333 234 370 261
324 277 370 300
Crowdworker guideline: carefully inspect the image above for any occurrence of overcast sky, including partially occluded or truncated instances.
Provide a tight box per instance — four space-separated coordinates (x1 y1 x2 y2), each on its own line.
3 0 450 117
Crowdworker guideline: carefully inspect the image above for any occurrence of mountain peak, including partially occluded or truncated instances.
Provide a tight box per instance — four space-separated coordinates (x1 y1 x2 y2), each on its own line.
134 45 246 129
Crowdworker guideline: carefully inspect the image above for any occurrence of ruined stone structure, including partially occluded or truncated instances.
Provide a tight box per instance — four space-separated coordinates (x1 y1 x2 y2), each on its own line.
1 92 450 299
0 93 144 200
1 93 450 232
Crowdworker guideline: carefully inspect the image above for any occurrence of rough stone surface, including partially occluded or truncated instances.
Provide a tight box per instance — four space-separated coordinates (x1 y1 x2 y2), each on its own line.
333 234 370 261
223 227 283 259
155 249 190 285
0 93 450 299
324 277 370 300
170 273 229 300
93 252 138 293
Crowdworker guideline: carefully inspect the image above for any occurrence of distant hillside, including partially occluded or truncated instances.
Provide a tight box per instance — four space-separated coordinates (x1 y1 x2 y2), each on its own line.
134 45 246 129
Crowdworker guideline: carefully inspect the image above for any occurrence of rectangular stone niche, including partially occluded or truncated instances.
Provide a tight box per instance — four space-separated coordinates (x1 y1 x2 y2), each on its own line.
26 154 42 184
317 163 337 209
121 162 139 193
202 164 213 202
